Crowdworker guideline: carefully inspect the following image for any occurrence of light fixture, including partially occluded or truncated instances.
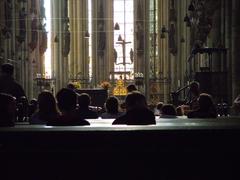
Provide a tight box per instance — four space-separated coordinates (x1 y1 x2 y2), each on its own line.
114 22 120 30
160 26 169 39
188 2 195 11
84 30 90 38
118 35 123 41
54 35 59 43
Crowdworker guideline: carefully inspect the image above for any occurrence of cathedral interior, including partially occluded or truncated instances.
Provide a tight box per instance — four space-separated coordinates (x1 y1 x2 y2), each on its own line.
0 0 239 105
2 1 240 179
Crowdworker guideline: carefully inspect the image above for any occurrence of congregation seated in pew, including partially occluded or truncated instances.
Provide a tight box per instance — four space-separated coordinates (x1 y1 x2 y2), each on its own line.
101 96 125 119
29 90 60 125
112 92 156 125
47 88 90 126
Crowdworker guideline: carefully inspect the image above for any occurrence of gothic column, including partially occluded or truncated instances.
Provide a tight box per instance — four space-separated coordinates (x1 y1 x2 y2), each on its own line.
51 0 69 92
231 0 240 100
92 0 110 86
158 0 170 102
68 0 89 87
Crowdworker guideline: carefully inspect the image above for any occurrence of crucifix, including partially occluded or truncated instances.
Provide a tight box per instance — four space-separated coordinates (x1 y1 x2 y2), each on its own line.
116 35 132 80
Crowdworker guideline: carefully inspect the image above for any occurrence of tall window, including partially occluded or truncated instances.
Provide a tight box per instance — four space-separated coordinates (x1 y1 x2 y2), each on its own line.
88 0 92 80
114 0 134 79
44 0 52 78
149 0 158 79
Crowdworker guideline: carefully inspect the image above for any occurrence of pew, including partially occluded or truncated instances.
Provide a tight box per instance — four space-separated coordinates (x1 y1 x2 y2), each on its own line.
1 117 240 179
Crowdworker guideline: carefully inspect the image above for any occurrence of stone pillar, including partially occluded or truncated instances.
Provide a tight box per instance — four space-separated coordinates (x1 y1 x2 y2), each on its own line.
68 0 89 87
52 0 69 92
92 0 110 86
231 0 240 100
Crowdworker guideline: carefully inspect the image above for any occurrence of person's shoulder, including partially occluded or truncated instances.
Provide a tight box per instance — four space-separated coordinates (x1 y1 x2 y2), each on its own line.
112 114 127 125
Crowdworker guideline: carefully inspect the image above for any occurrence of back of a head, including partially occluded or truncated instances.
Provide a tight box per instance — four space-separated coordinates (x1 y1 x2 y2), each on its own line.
199 93 214 110
125 92 147 111
127 84 137 93
38 91 57 113
156 102 164 111
161 104 177 116
0 93 16 126
1 63 14 76
105 96 119 114
56 88 77 112
190 81 200 96
78 93 91 108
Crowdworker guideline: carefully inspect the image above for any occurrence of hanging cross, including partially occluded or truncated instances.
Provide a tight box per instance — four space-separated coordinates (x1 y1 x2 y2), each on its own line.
116 38 131 66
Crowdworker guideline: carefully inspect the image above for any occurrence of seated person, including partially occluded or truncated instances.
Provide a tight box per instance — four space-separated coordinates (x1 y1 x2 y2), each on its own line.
230 95 240 116
181 81 200 115
155 102 163 116
29 91 60 125
77 93 98 119
187 93 217 118
127 84 137 93
0 93 16 127
28 98 38 117
47 88 90 126
101 96 125 119
112 92 156 125
160 104 177 118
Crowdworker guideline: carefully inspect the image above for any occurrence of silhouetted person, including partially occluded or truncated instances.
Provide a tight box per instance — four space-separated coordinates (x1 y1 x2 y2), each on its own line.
30 91 60 125
188 93 217 118
160 104 177 118
28 98 38 117
16 96 28 122
126 84 137 93
0 93 15 126
77 93 98 119
186 81 200 110
112 92 156 125
155 102 164 115
230 95 240 116
101 96 124 119
0 63 26 103
47 88 90 126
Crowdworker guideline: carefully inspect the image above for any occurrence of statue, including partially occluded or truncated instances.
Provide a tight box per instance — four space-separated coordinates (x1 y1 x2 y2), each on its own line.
62 23 70 57
114 48 118 63
17 7 27 43
3 0 12 38
97 3 106 57
29 17 38 51
130 48 134 63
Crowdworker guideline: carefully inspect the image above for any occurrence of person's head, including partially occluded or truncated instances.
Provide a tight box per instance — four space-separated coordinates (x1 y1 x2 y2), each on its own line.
1 63 14 76
198 93 215 111
176 106 184 116
161 104 177 116
105 96 119 114
67 83 75 90
0 93 16 126
127 84 137 93
78 93 91 109
156 102 164 111
189 81 200 96
56 88 77 112
38 91 57 114
125 92 147 111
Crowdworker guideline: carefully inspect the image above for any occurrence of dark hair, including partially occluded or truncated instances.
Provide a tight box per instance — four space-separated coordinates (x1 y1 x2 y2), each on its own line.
105 96 119 114
161 104 177 116
38 91 58 119
0 93 15 126
78 93 91 108
156 102 164 111
127 84 137 93
189 81 200 96
1 63 14 76
56 88 77 112
198 93 215 111
125 92 147 110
